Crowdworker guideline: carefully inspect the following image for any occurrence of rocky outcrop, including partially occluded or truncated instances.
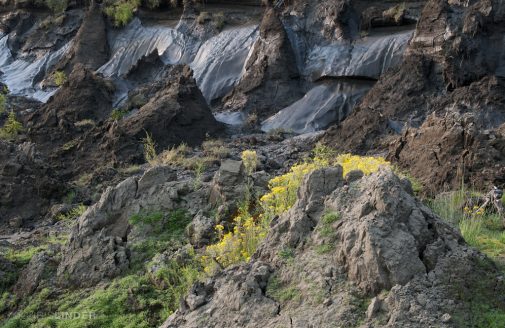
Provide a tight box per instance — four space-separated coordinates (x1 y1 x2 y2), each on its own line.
57 165 211 287
222 8 302 119
13 251 52 297
323 0 505 192
164 167 505 327
162 262 278 328
56 175 136 287
209 159 247 220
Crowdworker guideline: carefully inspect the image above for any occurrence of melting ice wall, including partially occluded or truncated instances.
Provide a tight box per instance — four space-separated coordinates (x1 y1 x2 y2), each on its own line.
261 29 413 133
97 18 194 78
261 80 373 134
190 25 259 102
0 35 11 67
0 35 71 102
304 30 413 80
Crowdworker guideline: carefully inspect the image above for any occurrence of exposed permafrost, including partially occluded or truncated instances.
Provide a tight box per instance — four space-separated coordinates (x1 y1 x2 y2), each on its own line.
0 36 71 102
0 35 11 67
261 30 413 133
97 18 195 78
1 13 412 134
190 25 259 102
304 30 413 80
261 80 373 133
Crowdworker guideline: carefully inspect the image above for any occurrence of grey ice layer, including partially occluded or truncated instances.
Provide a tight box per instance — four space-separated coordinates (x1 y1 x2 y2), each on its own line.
261 30 413 133
0 35 71 102
98 18 196 78
0 35 10 67
261 80 373 134
214 111 247 126
304 30 413 80
190 25 259 102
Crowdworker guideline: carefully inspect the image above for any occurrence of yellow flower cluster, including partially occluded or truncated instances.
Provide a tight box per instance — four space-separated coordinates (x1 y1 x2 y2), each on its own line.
260 162 319 218
202 150 390 275
464 205 485 216
241 150 258 176
335 154 390 177
261 154 389 218
201 206 268 275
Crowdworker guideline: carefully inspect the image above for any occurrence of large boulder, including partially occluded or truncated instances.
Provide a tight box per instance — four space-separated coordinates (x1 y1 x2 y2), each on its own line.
209 159 246 219
57 165 211 287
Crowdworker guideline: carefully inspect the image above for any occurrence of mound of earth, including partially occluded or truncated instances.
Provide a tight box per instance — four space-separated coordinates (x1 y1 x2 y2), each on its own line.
164 167 505 328
388 76 505 194
222 7 302 119
103 65 224 164
52 5 109 74
27 63 114 144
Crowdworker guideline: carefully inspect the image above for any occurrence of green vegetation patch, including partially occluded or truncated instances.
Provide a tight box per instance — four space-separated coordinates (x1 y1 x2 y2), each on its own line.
128 209 192 270
266 275 301 303
0 111 23 140
104 0 141 27
429 189 505 262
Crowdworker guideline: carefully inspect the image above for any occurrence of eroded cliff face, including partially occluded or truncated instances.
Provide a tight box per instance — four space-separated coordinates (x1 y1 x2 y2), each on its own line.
1 1 505 327
324 0 505 193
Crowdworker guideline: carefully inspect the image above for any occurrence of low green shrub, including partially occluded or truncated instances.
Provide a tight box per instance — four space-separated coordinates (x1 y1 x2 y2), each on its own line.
266 275 301 303
4 246 47 267
129 209 192 269
53 70 67 86
459 218 483 247
129 211 163 226
321 211 340 225
0 111 23 140
429 187 505 263
104 0 141 27
56 204 87 224
35 0 68 14
315 244 333 255
110 108 129 121
142 131 157 164
278 247 295 260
